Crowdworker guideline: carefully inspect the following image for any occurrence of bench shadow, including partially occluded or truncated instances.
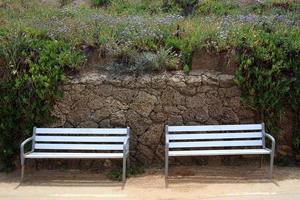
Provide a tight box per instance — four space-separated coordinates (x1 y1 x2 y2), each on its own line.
166 165 299 186
167 175 274 185
14 171 125 188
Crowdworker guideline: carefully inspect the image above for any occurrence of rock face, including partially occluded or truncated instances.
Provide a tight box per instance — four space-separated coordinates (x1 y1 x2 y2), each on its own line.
51 71 260 166
191 49 238 75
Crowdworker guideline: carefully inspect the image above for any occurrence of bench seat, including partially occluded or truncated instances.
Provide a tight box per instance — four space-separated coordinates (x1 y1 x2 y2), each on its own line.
169 148 271 157
25 152 124 159
165 123 276 187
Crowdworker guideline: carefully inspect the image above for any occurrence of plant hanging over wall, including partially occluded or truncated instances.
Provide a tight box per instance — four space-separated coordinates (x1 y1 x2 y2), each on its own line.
234 24 300 161
0 29 85 170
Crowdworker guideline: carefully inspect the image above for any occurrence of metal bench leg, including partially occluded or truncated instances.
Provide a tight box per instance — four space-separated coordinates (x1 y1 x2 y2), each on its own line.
122 156 126 183
165 152 168 188
260 155 263 168
269 152 274 179
127 155 130 169
21 158 25 181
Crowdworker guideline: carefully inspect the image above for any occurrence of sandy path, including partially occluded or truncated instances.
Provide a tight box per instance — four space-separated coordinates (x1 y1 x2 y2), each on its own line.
1 166 300 200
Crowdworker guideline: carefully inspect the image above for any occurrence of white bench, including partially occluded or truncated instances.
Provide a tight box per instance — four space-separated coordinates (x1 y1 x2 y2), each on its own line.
20 127 130 182
165 123 275 183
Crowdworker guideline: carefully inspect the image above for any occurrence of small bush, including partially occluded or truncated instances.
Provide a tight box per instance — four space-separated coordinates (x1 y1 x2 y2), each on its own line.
153 47 179 71
110 45 179 75
234 23 300 140
183 64 189 74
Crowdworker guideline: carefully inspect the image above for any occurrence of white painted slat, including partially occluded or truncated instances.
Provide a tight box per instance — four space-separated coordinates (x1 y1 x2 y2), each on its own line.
169 149 271 156
35 143 123 150
35 128 128 135
25 152 123 159
168 132 262 140
168 124 262 132
35 136 127 143
169 140 263 148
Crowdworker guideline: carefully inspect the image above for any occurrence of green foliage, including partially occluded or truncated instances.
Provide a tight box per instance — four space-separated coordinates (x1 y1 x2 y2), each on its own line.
112 43 138 66
196 0 238 16
104 0 161 15
163 17 219 66
164 35 192 65
183 64 189 74
234 24 300 159
153 47 179 71
0 30 84 170
110 45 180 74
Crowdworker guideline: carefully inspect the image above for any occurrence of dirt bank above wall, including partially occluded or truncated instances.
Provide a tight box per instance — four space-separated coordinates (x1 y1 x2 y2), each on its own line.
50 70 262 166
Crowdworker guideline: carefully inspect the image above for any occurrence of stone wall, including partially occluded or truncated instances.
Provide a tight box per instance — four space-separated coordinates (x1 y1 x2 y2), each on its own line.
51 70 259 166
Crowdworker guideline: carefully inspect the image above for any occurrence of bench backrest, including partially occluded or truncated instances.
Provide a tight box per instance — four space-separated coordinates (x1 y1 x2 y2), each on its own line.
31 127 130 152
166 124 265 150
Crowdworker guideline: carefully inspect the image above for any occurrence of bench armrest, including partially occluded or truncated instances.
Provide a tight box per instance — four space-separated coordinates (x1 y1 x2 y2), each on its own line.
20 137 33 163
165 125 169 156
265 133 276 153
123 137 129 155
165 135 169 148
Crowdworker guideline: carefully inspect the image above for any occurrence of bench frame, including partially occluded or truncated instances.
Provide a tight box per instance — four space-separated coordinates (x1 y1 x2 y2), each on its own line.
20 127 130 182
165 123 275 186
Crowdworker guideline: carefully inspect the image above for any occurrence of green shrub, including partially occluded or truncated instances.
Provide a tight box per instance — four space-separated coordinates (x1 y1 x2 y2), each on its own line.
112 43 138 65
153 47 179 71
183 64 189 74
163 17 219 66
102 0 161 15
0 30 85 170
234 24 300 158
110 45 179 74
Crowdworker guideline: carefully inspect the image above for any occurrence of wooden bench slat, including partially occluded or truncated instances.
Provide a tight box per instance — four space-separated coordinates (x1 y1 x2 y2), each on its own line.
35 128 128 135
34 143 124 150
35 136 127 143
168 132 262 140
25 152 123 159
168 124 262 132
169 140 263 148
169 149 271 156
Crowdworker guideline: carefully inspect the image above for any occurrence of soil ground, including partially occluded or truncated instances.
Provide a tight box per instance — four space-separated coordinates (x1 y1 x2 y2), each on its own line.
1 165 300 200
